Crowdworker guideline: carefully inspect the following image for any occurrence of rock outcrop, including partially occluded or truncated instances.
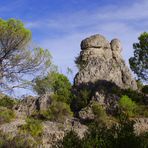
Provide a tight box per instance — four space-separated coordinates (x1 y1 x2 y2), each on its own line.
13 94 52 118
74 34 137 90
0 118 87 148
74 34 138 118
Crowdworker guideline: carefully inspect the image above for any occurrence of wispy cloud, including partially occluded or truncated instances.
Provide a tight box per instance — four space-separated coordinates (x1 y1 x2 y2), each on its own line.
0 0 24 13
25 0 148 81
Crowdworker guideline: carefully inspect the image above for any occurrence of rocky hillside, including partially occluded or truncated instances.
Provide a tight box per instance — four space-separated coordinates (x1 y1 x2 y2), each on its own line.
0 34 148 148
74 34 137 90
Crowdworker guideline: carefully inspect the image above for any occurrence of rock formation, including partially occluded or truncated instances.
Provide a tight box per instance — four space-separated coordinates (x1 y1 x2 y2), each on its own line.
13 94 52 118
74 34 138 119
74 34 137 90
1 34 147 148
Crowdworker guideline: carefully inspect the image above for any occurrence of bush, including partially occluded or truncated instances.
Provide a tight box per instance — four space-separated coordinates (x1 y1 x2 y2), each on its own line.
0 131 37 148
55 130 82 148
71 88 92 112
56 115 148 148
41 101 73 122
119 95 138 117
34 72 72 104
75 54 88 70
122 89 146 104
0 107 15 124
0 95 16 109
20 118 43 137
135 105 148 117
142 85 148 94
92 102 107 123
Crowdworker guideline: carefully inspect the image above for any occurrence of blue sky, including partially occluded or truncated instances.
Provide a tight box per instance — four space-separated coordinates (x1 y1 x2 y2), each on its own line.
0 0 148 96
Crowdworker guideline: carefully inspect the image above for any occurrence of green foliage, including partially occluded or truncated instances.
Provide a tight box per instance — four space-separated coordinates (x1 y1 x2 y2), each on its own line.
92 102 107 123
111 86 146 104
20 118 43 137
0 107 15 124
0 18 52 91
55 130 82 148
129 32 148 82
71 88 92 112
136 80 143 91
34 72 72 104
75 54 88 70
41 100 73 122
119 95 138 117
56 115 148 148
135 105 148 117
0 95 16 109
142 85 148 94
0 131 37 148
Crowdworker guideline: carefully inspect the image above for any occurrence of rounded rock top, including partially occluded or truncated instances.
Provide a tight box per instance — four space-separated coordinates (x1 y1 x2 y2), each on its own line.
81 34 110 50
110 39 122 52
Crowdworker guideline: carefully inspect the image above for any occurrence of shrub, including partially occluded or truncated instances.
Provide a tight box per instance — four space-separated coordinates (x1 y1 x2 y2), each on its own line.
75 54 88 70
0 131 37 148
119 95 138 117
56 115 148 148
0 95 16 109
34 72 72 104
135 105 148 117
20 118 43 137
55 130 82 148
0 107 15 124
142 85 148 94
92 102 107 123
71 88 91 112
122 89 145 104
136 80 143 91
41 101 73 122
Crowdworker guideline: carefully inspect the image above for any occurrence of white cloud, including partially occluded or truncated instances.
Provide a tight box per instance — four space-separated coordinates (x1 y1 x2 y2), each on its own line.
26 0 148 80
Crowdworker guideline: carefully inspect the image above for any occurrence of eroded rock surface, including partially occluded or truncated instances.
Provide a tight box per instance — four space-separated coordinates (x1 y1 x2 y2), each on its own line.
74 34 137 90
13 94 52 118
0 118 87 148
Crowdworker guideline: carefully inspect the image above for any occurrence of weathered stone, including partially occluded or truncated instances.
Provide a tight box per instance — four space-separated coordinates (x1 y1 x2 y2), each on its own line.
79 106 95 121
0 118 87 148
13 94 52 118
42 118 87 147
74 34 137 90
134 118 148 135
81 34 110 49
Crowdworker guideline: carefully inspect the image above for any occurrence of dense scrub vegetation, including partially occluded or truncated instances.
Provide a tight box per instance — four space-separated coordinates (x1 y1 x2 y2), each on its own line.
0 107 15 124
0 95 16 124
0 95 16 109
40 100 73 122
34 72 72 104
56 115 148 148
0 131 38 148
20 118 43 137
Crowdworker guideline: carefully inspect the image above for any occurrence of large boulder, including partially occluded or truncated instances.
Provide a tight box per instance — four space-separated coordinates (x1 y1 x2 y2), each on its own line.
74 34 137 90
74 34 137 116
13 94 52 118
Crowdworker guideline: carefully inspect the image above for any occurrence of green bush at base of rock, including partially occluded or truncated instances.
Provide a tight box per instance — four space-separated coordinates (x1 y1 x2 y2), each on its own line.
119 95 138 117
92 102 107 123
0 131 37 148
0 107 15 124
0 95 16 109
55 115 148 148
41 101 73 122
20 118 43 137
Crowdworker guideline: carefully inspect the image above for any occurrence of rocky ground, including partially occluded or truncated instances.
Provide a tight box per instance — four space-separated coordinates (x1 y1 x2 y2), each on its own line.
0 34 147 148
